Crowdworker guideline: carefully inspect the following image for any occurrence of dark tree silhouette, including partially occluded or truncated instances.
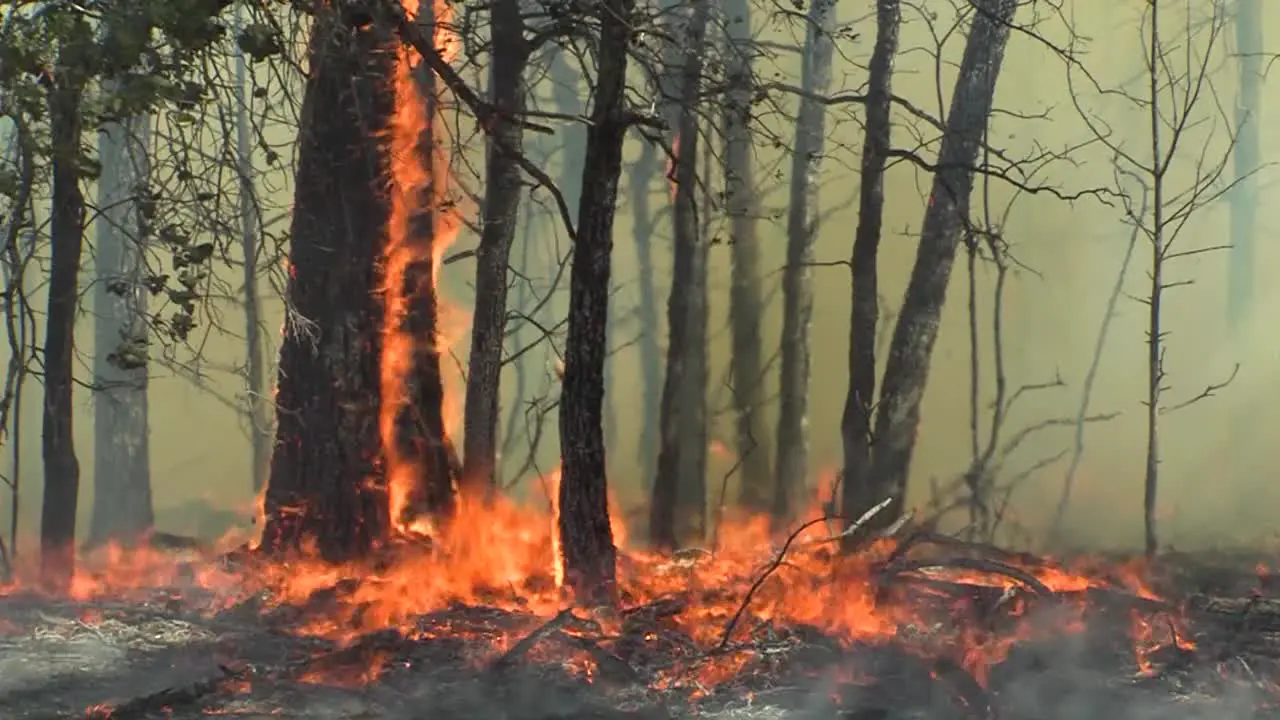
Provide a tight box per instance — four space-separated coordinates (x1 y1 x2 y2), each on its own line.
840 0 900 544
259 9 396 560
557 0 636 604
844 0 1019 529
460 0 526 494
41 33 89 589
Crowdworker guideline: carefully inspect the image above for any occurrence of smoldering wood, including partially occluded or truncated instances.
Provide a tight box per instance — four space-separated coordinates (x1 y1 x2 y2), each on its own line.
259 8 397 560
5 546 1277 719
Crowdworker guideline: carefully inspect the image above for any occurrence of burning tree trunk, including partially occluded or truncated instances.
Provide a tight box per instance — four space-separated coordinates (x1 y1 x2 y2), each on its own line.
383 0 460 523
839 0 900 542
558 0 636 605
849 0 1018 528
774 0 835 521
650 0 712 549
260 9 396 559
233 1 272 494
41 44 88 588
88 86 155 548
460 0 526 494
722 0 772 514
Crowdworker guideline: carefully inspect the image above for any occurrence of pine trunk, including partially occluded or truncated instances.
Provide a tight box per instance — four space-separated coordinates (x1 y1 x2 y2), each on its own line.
460 0 526 493
857 0 1018 528
89 90 154 548
839 0 900 543
41 57 87 589
722 0 772 513
557 0 635 605
775 0 836 521
260 11 396 560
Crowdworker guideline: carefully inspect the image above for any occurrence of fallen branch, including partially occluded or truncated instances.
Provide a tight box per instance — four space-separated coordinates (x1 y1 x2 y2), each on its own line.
718 500 892 649
78 662 250 720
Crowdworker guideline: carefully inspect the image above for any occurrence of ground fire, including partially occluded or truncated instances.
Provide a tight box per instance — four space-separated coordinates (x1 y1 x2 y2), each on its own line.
1 1 1277 719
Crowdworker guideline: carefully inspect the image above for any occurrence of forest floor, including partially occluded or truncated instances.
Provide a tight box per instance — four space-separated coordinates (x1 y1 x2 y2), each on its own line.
2 545 1280 720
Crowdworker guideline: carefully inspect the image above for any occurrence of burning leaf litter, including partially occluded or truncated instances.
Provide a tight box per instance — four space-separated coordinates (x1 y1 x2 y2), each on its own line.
0 508 1278 719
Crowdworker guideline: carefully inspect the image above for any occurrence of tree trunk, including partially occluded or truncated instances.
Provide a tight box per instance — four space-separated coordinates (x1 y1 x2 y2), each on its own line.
385 2 460 524
558 0 635 605
88 86 154 548
260 9 396 560
774 0 836 522
1227 0 1259 338
855 0 1018 529
234 1 272 494
41 58 87 589
630 143 662 492
839 0 900 543
650 0 711 549
722 0 771 513
460 0 525 495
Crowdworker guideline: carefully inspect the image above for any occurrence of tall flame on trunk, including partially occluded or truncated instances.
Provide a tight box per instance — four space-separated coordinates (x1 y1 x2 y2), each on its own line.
381 0 463 528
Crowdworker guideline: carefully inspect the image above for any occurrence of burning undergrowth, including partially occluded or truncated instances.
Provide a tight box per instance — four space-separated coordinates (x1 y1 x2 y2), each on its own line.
2 495 1279 720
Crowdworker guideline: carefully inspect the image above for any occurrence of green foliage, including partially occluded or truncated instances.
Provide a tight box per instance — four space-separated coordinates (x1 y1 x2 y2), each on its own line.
0 0 288 354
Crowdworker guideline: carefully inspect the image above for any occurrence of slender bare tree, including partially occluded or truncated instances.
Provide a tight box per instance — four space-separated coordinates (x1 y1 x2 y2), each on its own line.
774 0 836 521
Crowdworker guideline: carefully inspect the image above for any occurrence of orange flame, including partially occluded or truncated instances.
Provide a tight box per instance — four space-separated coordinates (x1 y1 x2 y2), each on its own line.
381 0 465 528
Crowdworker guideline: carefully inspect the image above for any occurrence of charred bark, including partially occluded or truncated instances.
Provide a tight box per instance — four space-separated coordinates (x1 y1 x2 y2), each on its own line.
722 0 772 513
558 0 635 605
774 0 835 522
854 0 1018 529
460 0 526 494
260 10 396 560
839 0 900 545
395 10 461 521
650 0 711 550
89 90 154 548
41 49 88 589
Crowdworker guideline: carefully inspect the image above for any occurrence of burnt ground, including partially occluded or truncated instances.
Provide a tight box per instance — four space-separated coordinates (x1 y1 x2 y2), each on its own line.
2 546 1280 720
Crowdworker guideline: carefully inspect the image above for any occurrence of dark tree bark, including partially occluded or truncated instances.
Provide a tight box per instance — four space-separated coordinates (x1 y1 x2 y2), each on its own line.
41 46 88 589
774 0 835 522
260 9 396 560
460 0 526 494
89 86 154 548
650 0 711 550
722 0 772 513
839 0 900 544
850 0 1018 529
558 0 635 605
